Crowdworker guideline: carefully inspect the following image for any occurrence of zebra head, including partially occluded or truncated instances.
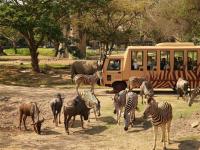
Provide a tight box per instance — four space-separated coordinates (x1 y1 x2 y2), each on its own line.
124 112 130 131
143 97 157 119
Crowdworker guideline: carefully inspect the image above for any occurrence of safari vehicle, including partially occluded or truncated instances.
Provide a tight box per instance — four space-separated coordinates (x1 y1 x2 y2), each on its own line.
101 42 200 91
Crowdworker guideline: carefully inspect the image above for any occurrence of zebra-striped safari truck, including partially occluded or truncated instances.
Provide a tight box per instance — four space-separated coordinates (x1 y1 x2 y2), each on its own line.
101 42 200 91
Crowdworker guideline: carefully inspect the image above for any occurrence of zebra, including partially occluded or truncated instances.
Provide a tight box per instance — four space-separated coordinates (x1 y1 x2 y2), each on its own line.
129 76 146 89
124 91 138 131
188 86 200 106
140 80 154 104
143 97 173 150
113 89 127 125
73 71 101 94
176 78 189 100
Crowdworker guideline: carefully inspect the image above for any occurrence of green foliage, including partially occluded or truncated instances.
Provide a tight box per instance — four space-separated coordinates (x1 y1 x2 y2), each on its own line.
4 48 55 56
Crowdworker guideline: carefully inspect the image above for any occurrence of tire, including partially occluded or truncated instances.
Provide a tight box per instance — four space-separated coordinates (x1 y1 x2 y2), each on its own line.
112 81 127 93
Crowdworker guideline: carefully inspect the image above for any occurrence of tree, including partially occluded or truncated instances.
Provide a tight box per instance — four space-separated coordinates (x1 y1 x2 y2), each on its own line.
144 0 200 42
0 0 67 72
0 26 22 54
86 0 147 54
68 0 110 58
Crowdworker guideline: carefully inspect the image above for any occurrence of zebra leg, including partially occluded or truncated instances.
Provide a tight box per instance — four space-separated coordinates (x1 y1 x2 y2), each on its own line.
153 126 158 150
93 108 97 121
167 121 171 144
91 84 94 94
161 125 166 150
118 108 122 125
76 83 80 95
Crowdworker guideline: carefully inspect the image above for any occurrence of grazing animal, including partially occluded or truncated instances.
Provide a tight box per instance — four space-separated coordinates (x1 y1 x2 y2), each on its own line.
129 76 146 89
124 91 138 131
18 102 43 134
140 81 154 104
50 93 64 126
71 61 99 79
73 72 100 94
143 98 173 150
176 78 189 100
31 118 45 134
188 86 200 106
80 91 101 121
113 89 127 125
63 95 91 134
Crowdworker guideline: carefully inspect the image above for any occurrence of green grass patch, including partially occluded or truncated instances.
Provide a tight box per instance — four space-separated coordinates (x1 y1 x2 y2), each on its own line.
4 48 55 56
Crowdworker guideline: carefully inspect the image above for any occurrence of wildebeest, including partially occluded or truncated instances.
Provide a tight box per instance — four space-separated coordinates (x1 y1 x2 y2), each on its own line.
71 61 100 79
18 102 44 134
113 89 127 125
63 95 91 134
140 81 154 104
176 78 189 100
50 93 64 126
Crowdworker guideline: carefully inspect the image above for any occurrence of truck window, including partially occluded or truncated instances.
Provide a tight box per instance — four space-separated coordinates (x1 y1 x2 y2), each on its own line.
131 51 143 70
107 59 121 71
174 51 184 70
147 51 157 70
160 51 170 70
187 51 197 70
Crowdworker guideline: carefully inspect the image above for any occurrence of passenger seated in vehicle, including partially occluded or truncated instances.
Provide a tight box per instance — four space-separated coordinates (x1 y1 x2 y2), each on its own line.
147 56 156 70
132 59 139 70
160 58 168 70
187 57 193 70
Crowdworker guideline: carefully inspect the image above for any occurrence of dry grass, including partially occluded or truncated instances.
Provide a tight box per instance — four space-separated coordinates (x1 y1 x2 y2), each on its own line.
0 85 200 150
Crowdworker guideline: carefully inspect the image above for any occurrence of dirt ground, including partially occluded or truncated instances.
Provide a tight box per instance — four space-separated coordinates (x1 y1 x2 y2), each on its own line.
0 84 200 150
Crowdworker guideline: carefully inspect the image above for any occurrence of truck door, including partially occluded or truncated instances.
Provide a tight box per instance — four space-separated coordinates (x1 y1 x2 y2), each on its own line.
103 59 124 90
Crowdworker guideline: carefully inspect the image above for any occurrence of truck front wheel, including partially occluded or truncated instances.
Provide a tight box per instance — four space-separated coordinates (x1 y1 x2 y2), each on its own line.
112 81 127 93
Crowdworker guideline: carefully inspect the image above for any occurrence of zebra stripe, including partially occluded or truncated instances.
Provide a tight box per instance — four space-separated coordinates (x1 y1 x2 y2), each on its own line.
143 99 173 150
124 91 138 131
129 76 146 89
188 86 200 106
150 102 172 126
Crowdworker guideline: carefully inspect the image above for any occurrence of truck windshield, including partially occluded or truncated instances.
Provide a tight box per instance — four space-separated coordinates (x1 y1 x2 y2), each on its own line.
107 59 121 70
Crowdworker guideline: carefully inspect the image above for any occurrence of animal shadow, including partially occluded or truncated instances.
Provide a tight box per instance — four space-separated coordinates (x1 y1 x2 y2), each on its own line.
178 140 200 150
99 116 116 125
83 125 108 135
42 128 61 135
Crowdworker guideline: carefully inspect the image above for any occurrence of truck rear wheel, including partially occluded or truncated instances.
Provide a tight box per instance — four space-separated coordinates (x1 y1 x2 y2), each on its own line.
112 81 127 93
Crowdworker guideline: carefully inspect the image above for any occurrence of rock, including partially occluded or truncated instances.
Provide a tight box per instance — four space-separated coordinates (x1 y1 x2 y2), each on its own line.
0 96 10 101
48 71 55 75
191 121 199 128
40 85 46 88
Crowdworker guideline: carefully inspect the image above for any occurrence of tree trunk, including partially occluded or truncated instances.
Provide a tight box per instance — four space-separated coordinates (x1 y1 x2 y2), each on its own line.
12 41 17 54
53 41 59 57
78 30 86 58
29 47 40 73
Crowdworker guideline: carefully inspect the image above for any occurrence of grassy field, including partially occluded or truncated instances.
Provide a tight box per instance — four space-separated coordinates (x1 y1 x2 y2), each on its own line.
4 48 55 56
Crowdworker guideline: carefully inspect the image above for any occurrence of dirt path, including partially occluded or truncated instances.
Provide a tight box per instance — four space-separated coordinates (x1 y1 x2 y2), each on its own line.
0 85 200 150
